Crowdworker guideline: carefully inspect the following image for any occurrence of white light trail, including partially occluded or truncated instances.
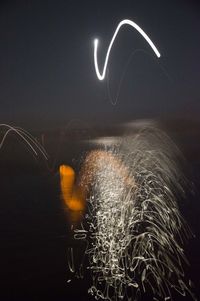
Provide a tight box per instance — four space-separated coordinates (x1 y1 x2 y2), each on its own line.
94 19 161 80
0 124 48 159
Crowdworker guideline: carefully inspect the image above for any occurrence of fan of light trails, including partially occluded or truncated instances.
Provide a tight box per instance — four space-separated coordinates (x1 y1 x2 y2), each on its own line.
68 128 196 301
93 19 161 80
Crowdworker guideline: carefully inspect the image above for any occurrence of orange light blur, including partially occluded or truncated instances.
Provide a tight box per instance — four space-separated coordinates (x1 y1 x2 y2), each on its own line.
59 165 85 212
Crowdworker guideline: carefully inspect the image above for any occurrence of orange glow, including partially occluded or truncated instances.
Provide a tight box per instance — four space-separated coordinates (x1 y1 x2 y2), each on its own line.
59 151 134 218
79 150 135 190
59 165 85 212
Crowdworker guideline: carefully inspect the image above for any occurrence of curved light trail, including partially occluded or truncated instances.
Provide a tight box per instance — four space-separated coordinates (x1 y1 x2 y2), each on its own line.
94 19 161 80
0 123 48 159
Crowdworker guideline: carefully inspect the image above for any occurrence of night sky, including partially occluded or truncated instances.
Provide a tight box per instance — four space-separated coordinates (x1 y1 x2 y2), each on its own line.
0 0 200 129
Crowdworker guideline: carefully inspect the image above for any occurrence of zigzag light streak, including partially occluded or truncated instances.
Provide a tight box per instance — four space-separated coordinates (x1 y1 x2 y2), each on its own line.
94 19 161 80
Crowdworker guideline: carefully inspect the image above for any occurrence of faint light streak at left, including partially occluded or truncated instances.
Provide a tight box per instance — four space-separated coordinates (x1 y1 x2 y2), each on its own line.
0 124 48 159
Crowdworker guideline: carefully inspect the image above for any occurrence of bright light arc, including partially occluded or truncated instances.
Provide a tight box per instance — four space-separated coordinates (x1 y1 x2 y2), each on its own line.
94 19 161 81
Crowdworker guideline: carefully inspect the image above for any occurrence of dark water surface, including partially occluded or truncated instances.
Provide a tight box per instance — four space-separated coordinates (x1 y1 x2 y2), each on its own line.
0 125 199 301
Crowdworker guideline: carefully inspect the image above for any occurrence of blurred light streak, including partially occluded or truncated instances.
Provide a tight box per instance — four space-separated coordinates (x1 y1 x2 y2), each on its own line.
59 165 85 212
94 19 161 80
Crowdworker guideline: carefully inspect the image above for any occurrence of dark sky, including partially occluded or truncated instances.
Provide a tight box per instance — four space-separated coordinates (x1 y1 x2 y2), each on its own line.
0 0 200 129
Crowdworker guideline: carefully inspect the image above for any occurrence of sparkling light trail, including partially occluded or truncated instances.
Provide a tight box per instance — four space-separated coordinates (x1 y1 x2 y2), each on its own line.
67 128 196 301
94 19 161 80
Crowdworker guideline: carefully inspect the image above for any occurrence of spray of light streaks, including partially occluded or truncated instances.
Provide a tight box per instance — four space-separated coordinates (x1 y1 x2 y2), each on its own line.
70 128 196 301
94 19 161 80
0 124 48 159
